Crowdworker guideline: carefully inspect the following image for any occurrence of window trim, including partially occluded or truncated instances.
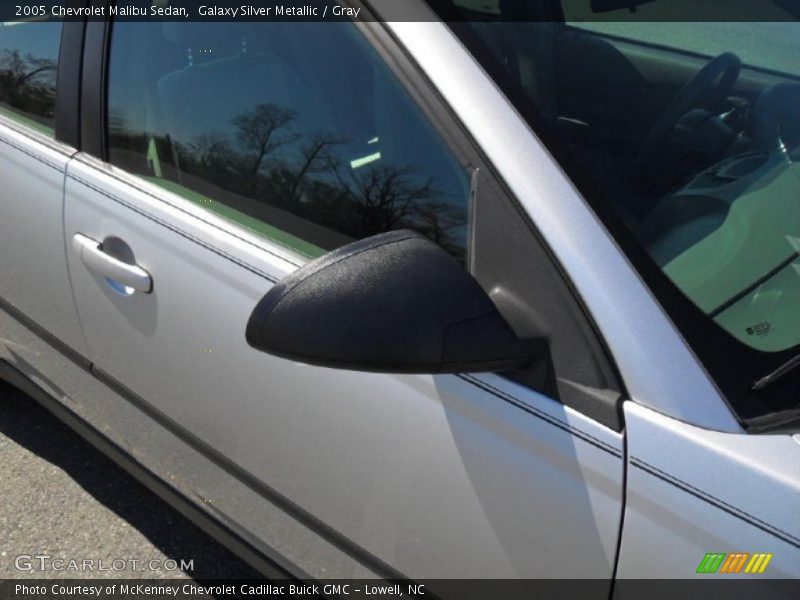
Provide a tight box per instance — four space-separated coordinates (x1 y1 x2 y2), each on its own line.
54 2 89 148
79 1 110 158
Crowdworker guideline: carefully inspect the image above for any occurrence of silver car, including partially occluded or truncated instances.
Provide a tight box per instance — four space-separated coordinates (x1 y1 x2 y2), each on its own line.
1 0 798 593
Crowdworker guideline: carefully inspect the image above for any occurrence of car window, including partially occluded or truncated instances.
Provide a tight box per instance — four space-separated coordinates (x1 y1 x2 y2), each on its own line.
437 1 800 425
107 21 471 261
0 21 62 135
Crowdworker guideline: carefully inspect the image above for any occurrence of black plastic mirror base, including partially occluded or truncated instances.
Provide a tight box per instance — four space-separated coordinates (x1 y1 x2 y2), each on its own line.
246 230 545 374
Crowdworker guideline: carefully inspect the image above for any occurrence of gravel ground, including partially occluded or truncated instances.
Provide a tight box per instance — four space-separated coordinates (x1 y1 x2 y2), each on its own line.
0 380 262 580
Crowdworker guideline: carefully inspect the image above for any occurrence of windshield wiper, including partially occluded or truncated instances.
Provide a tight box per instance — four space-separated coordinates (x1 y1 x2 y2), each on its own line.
752 353 800 391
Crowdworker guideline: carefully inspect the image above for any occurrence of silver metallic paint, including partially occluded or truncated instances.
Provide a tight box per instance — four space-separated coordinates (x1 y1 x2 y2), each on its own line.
619 401 800 578
0 306 367 579
0 118 87 357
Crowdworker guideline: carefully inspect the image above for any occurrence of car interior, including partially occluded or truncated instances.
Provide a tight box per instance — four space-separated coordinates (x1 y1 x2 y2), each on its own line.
448 0 800 356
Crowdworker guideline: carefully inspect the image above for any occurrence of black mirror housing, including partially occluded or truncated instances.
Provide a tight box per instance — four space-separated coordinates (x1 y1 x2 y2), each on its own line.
246 230 543 374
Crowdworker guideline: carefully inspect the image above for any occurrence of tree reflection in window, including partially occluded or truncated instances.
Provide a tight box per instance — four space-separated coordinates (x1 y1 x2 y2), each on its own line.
0 22 61 131
107 22 470 260
114 102 468 260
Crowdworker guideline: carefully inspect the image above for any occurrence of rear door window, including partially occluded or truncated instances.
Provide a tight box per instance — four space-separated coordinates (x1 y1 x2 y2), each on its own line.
0 21 62 135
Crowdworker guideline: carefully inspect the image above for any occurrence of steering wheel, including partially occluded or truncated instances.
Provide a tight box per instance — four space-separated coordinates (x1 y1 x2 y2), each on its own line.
751 82 800 153
635 52 742 174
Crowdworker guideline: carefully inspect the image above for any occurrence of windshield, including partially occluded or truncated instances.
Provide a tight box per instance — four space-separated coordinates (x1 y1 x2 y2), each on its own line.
436 1 800 427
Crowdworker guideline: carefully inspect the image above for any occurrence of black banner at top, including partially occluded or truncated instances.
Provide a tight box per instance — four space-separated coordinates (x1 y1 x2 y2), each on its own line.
3 0 800 23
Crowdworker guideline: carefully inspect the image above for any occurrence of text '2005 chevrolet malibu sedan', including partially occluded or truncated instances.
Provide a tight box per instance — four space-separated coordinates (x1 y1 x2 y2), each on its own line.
0 0 799 597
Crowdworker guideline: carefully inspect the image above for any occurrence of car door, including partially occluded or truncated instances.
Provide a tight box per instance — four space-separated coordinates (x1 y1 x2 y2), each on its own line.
64 16 625 588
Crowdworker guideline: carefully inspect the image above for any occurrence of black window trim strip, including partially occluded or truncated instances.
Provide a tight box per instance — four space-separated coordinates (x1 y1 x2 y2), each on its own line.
708 252 799 318
79 0 110 159
54 0 89 148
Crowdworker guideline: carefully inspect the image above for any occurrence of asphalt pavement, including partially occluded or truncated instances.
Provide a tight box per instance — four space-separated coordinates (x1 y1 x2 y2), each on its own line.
0 380 262 580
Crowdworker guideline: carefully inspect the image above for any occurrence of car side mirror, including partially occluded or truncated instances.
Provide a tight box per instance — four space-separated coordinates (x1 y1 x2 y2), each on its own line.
246 230 544 374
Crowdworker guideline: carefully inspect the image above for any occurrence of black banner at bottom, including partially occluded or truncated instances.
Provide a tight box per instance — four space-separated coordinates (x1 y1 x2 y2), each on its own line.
2 579 799 600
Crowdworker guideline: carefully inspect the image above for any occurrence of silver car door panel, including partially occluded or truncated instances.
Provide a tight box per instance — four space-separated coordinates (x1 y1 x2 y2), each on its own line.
617 401 800 579
64 155 623 583
0 118 87 359
0 306 367 579
0 294 114 435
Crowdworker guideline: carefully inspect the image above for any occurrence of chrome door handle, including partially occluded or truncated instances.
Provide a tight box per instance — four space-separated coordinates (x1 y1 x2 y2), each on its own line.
72 233 153 294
